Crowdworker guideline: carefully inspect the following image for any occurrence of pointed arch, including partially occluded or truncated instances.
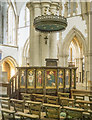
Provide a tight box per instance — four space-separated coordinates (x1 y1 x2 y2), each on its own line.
2 56 18 80
62 27 87 56
2 56 18 68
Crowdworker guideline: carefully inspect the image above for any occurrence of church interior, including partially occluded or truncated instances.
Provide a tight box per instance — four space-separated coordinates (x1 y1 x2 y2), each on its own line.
0 0 92 120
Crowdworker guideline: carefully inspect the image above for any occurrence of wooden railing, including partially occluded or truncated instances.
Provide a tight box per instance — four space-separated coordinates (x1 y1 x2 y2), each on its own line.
9 72 19 99
8 66 77 99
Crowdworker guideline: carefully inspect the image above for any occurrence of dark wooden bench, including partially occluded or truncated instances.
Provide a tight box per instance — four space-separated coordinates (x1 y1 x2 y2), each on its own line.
11 99 40 119
60 97 74 107
21 93 31 109
58 92 70 98
61 106 84 119
45 95 59 105
32 94 44 103
26 100 42 119
72 93 85 100
0 97 15 120
21 93 31 101
75 100 92 110
43 103 61 120
75 100 92 119
71 89 92 100
89 95 92 101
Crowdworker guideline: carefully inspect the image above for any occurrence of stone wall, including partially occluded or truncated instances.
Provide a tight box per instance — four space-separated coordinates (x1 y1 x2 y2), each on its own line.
0 2 3 44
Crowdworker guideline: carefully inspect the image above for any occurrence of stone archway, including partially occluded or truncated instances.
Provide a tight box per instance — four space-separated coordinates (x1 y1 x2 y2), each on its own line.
2 56 18 82
59 27 87 86
62 27 87 57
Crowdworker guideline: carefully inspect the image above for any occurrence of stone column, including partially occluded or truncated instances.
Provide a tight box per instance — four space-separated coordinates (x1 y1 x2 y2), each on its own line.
82 2 92 90
58 55 65 67
64 2 68 18
49 3 58 59
0 3 3 44
27 3 33 66
70 2 73 16
75 58 79 82
79 57 83 82
58 32 64 66
64 54 69 67
15 16 19 46
84 54 89 89
40 2 51 66
27 2 41 66
33 3 41 66
0 60 2 95
88 11 92 90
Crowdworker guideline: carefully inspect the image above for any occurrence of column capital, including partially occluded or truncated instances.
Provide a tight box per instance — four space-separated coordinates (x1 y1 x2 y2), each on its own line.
87 2 92 13
26 2 33 10
26 2 41 10
50 2 58 8
41 2 51 7
32 2 41 8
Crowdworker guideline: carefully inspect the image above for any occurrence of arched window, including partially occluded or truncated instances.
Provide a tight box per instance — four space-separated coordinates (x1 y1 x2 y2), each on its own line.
8 4 16 45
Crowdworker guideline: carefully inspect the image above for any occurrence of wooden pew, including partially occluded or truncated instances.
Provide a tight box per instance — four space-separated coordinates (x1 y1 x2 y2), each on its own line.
58 92 70 98
75 100 92 111
75 100 92 119
71 89 92 100
89 95 92 101
11 99 39 119
21 93 31 109
43 103 61 120
72 93 85 100
32 94 44 103
21 93 31 101
61 106 84 119
45 95 59 105
26 100 42 119
0 97 10 100
0 97 15 120
60 97 74 107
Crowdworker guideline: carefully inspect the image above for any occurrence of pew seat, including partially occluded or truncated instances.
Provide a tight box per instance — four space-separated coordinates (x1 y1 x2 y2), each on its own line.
45 95 59 105
58 92 70 98
32 94 44 103
60 97 74 107
1 98 15 120
43 103 61 120
15 111 39 119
